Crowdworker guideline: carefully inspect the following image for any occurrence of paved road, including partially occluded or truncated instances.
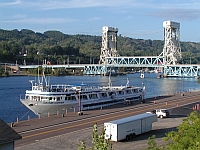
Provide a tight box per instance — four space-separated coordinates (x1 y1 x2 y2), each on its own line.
14 91 200 149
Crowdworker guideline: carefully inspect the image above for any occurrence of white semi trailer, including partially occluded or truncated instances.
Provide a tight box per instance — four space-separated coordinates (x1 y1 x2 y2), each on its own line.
104 113 157 142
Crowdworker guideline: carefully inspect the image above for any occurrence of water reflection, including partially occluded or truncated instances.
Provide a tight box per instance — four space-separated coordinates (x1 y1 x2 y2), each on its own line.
0 74 200 123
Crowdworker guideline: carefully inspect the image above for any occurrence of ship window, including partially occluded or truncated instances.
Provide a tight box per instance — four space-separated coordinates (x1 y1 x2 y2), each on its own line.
82 95 87 100
119 91 124 95
66 96 76 101
108 92 111 96
89 94 98 99
126 90 131 94
72 96 76 100
133 89 138 93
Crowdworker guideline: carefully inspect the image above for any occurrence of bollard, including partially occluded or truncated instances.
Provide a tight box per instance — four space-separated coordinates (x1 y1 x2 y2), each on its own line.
154 100 156 104
28 115 30 121
166 102 168 106
16 117 19 123
66 109 68 114
38 114 40 119
176 104 179 107
57 111 59 116
74 108 75 113
10 122 14 127
48 112 50 117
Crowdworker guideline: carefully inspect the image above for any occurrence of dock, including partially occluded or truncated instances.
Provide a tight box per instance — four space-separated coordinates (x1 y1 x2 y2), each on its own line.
13 91 200 149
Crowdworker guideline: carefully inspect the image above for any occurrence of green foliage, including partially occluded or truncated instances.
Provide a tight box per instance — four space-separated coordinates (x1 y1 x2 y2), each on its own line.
78 123 113 150
147 111 200 150
147 135 160 150
4 71 9 77
0 66 9 77
0 66 3 77
164 111 200 150
0 29 200 65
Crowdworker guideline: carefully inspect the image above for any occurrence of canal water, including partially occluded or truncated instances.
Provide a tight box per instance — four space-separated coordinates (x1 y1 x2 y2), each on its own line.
0 73 199 123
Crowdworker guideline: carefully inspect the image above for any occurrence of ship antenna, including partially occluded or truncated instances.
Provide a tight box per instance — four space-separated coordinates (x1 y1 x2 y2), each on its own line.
37 50 40 85
38 66 40 85
108 72 112 88
126 78 129 87
43 70 48 86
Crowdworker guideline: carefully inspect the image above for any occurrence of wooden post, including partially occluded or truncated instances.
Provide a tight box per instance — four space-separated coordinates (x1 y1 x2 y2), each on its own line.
66 109 68 114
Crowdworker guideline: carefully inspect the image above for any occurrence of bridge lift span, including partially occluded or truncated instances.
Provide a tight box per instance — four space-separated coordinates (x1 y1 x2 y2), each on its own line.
84 21 200 77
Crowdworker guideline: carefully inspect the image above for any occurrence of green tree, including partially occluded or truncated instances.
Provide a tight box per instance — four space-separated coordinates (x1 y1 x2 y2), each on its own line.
0 66 3 77
147 111 200 150
147 135 161 150
78 123 113 150
164 111 200 150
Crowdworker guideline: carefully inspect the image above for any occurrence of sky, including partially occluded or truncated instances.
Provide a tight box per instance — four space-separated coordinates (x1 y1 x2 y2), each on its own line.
0 0 200 42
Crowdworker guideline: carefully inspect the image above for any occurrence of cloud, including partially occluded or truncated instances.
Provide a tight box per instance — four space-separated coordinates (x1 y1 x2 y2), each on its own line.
2 17 77 24
87 17 101 21
123 16 133 20
0 0 144 10
148 9 200 21
0 0 21 6
1 0 200 11
13 14 26 19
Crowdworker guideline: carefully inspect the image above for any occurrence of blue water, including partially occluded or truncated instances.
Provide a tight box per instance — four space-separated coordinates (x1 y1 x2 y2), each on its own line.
0 73 199 123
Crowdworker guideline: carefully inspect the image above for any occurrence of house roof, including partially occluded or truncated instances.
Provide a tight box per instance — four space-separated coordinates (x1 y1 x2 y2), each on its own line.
0 119 22 145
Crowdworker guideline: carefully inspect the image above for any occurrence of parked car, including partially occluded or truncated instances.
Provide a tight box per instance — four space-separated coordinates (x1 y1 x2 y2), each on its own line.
147 109 169 118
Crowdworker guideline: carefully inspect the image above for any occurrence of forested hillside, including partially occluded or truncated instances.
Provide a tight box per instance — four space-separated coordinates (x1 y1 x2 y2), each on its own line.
0 29 200 65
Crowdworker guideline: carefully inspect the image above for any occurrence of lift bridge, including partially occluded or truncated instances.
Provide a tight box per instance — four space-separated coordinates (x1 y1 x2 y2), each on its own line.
84 21 200 77
19 21 200 77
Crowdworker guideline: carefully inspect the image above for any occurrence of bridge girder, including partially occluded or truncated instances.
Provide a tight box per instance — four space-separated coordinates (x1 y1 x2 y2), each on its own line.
105 56 164 68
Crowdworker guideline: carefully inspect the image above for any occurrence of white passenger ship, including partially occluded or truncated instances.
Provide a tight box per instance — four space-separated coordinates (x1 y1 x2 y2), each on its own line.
20 75 145 116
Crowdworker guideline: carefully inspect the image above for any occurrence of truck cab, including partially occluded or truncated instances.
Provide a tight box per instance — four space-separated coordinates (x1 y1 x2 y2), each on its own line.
150 109 169 118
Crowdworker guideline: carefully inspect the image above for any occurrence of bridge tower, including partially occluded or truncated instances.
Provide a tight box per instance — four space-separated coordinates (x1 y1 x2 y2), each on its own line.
162 21 182 65
99 26 119 65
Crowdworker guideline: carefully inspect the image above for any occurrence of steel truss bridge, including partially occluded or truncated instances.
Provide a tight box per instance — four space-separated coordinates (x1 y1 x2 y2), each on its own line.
84 56 200 77
17 21 200 77
18 56 200 77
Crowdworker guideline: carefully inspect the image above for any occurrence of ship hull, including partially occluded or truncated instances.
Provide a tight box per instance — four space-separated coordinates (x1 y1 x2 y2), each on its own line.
20 94 142 116
20 99 78 116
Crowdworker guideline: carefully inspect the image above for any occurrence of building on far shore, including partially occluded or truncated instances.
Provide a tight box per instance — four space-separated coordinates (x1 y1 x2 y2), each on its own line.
0 119 22 150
